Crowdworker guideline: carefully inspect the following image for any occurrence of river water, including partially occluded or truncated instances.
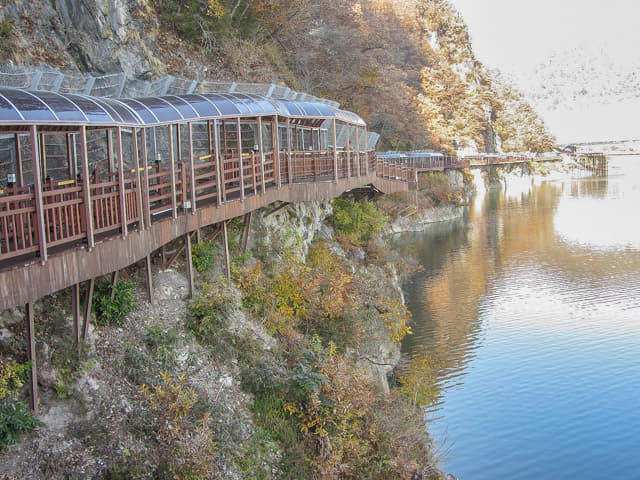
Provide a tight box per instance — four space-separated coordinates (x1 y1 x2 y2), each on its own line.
398 158 640 479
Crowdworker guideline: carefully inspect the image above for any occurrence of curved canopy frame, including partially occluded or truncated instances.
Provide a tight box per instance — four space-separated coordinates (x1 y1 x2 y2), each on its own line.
0 88 366 128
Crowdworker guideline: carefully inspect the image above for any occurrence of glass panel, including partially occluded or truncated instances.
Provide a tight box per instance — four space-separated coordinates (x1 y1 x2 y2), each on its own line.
119 99 158 124
0 94 21 120
164 96 199 120
206 94 240 116
183 95 220 118
58 94 111 123
5 90 56 122
37 95 84 122
136 97 182 122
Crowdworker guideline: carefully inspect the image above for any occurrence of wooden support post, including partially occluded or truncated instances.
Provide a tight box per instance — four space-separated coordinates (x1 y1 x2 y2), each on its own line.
258 117 266 192
72 283 81 348
168 125 178 219
346 125 351 178
82 278 95 342
106 129 113 173
110 270 120 300
213 120 223 205
251 151 258 194
355 126 361 177
15 134 24 187
116 126 127 238
30 126 47 264
237 117 245 200
39 133 47 179
80 126 95 249
66 133 74 178
286 119 293 185
141 128 152 227
222 221 231 281
241 212 252 252
145 254 154 305
188 122 197 213
26 303 38 413
185 233 194 299
332 119 339 181
132 128 145 230
196 228 202 243
363 127 369 175
272 116 281 189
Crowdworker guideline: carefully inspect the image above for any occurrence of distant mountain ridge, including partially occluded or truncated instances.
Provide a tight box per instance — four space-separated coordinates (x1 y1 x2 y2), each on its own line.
511 46 640 143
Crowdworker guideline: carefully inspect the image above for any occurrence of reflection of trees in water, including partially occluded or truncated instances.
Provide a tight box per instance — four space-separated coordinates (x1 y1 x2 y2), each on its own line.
400 181 566 390
402 174 640 402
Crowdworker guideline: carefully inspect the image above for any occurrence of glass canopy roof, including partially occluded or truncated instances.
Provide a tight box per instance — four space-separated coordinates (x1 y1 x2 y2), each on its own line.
0 88 366 128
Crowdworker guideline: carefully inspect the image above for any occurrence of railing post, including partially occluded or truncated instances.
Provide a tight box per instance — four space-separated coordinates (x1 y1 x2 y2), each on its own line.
286 119 292 185
14 134 23 187
168 125 178 218
346 125 351 178
212 120 223 205
30 126 47 264
188 122 197 213
141 128 152 227
332 119 339 182
272 116 281 189
363 127 368 176
115 126 127 239
236 117 245 200
355 126 361 177
257 117 266 193
132 128 145 230
80 126 95 249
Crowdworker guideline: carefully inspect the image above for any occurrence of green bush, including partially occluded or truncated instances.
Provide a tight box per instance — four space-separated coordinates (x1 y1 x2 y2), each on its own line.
331 198 388 245
187 281 238 344
0 401 44 450
93 279 137 325
192 241 218 272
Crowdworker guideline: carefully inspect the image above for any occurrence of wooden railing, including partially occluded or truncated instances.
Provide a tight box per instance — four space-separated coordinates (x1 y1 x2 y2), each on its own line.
0 149 378 265
0 147 565 267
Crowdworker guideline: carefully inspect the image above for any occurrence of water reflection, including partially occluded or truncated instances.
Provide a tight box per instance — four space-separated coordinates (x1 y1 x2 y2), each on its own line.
398 159 640 479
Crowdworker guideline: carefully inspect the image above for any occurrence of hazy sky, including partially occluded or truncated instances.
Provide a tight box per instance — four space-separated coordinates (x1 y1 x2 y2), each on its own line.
449 0 640 142
449 0 640 75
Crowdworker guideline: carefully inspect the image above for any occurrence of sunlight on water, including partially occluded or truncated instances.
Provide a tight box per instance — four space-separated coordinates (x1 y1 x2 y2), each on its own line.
399 158 640 480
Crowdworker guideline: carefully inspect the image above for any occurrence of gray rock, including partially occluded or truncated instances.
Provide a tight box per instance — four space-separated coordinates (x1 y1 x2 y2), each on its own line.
0 308 23 328
36 341 61 389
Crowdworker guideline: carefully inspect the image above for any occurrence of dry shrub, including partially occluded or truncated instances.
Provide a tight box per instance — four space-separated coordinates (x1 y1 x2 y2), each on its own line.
139 374 221 479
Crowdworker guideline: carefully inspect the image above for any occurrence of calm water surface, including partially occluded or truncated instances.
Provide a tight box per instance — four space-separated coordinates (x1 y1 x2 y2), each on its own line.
399 159 640 479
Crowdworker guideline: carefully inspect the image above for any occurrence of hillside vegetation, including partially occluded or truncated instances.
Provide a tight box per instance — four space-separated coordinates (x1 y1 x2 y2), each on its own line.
1 0 555 152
